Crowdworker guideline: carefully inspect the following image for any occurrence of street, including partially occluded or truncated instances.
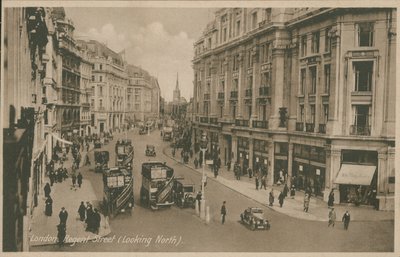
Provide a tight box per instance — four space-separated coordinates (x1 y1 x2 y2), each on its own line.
32 128 394 252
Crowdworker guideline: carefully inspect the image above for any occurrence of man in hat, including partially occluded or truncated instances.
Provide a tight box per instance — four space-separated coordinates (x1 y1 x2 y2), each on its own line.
59 207 68 225
220 201 227 224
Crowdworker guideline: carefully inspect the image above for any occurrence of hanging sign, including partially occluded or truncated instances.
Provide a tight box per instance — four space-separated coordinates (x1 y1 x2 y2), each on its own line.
316 169 320 175
299 165 303 171
256 157 259 162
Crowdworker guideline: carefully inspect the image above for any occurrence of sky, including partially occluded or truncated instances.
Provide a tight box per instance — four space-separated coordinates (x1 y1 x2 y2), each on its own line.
65 7 217 102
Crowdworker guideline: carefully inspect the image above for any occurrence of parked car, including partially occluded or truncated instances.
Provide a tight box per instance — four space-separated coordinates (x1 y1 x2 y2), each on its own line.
240 207 271 230
145 145 156 157
173 179 196 208
94 139 102 149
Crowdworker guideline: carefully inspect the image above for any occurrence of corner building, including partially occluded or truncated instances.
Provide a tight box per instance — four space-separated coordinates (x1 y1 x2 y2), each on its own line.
192 8 396 210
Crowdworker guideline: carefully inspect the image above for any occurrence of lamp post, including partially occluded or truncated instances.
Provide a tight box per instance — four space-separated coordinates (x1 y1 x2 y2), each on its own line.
199 132 208 220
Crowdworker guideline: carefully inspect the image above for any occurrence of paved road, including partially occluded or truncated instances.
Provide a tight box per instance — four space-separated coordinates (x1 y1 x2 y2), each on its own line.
32 128 394 252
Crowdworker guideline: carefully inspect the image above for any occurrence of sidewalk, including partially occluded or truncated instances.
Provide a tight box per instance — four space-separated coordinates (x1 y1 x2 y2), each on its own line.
164 147 394 222
30 143 111 247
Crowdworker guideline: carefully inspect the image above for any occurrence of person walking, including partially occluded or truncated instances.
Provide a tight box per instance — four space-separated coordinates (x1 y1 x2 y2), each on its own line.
93 208 101 234
290 184 296 199
255 175 259 190
78 201 86 221
71 173 77 188
227 160 231 172
278 191 285 207
342 210 351 230
328 189 335 207
220 201 227 224
59 207 68 225
57 223 66 248
328 208 336 227
247 167 253 179
49 170 55 186
45 196 53 216
194 157 198 169
77 172 83 188
283 183 289 198
261 175 267 190
303 193 310 212
44 182 51 198
269 189 274 206
86 203 94 232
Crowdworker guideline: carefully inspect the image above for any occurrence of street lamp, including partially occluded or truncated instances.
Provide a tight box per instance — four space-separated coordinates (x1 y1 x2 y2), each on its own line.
199 132 208 220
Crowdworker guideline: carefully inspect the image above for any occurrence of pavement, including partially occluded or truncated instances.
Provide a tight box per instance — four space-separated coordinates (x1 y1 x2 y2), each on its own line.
164 146 394 222
29 139 112 247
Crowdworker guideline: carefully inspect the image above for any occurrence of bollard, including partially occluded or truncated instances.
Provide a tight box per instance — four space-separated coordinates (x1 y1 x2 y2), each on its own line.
206 206 210 224
195 200 199 216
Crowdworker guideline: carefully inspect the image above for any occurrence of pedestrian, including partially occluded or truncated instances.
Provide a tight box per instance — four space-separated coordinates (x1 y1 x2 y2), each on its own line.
269 189 274 206
342 210 351 230
86 203 94 232
290 184 296 199
57 223 66 248
196 191 202 210
78 201 86 221
71 173 76 187
328 189 335 207
85 154 91 166
93 208 101 234
248 167 253 179
44 182 51 198
255 175 259 190
77 172 83 188
194 157 199 169
261 175 267 190
213 163 219 178
328 208 336 227
227 160 231 172
59 207 68 225
304 193 310 212
45 196 53 216
283 183 289 198
278 191 285 207
49 170 55 186
220 201 227 224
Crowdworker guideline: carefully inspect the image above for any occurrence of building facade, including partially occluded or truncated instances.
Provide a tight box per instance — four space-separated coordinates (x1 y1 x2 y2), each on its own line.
3 7 53 251
79 40 128 134
126 64 160 122
192 8 396 210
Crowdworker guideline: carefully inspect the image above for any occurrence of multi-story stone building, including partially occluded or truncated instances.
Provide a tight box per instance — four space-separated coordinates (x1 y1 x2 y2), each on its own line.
3 7 53 251
192 8 396 210
126 64 160 122
53 9 82 137
79 40 128 134
79 49 93 136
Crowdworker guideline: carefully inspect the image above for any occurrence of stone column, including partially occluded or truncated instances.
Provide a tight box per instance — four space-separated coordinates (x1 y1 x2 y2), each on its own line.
231 135 238 164
251 46 260 124
223 57 230 118
237 52 244 118
377 150 387 194
267 141 275 186
287 142 294 183
248 138 254 170
210 62 218 117
327 148 341 204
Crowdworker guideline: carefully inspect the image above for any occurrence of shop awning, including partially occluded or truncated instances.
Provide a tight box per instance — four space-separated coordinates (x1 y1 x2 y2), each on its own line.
52 133 73 145
335 164 376 185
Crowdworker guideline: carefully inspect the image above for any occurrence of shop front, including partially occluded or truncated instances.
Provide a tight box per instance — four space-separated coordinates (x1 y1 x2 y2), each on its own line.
237 137 249 174
253 139 268 176
274 142 288 184
292 144 326 197
209 131 219 158
335 150 378 206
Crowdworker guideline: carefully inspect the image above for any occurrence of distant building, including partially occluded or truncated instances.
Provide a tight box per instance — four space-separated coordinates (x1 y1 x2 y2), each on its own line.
170 73 188 119
193 8 396 210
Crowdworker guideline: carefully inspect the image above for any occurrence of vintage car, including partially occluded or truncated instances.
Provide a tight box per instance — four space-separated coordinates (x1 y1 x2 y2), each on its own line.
145 145 156 157
94 139 102 149
173 179 196 208
139 126 147 135
240 207 271 230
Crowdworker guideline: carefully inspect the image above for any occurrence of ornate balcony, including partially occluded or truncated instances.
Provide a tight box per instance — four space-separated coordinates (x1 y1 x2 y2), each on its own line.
245 88 252 98
259 86 270 97
235 119 249 127
306 123 315 132
252 120 268 129
200 116 209 124
230 91 238 99
319 124 326 134
296 122 304 132
350 125 371 136
209 117 218 125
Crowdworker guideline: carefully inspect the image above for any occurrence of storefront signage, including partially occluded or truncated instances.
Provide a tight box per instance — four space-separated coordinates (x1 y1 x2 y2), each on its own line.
240 153 242 157
264 159 268 164
246 154 249 159
299 165 303 171
256 157 259 162
316 169 320 175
